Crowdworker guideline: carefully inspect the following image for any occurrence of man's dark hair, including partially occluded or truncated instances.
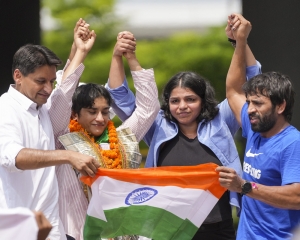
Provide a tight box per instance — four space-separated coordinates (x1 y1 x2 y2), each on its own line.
243 71 295 122
12 44 62 77
72 83 112 115
161 71 219 123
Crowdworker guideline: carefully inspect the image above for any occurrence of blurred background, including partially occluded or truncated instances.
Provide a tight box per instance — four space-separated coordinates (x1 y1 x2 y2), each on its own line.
38 0 241 100
1 0 300 230
1 0 300 126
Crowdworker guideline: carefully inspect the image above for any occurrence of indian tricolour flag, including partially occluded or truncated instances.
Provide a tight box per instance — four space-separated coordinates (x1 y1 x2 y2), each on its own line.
81 163 226 240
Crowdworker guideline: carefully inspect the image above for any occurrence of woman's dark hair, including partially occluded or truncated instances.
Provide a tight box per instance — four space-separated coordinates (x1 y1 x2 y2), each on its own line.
72 83 112 116
243 71 295 122
161 71 219 123
12 44 62 77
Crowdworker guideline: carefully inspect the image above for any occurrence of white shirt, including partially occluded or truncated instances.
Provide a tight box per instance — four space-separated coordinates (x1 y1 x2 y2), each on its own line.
0 63 84 240
0 207 38 240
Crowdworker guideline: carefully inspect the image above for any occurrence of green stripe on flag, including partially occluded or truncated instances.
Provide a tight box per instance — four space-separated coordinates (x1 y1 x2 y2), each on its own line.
84 205 198 240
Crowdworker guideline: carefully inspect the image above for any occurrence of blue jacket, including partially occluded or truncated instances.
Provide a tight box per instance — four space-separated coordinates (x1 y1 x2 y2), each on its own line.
144 100 242 170
106 62 261 211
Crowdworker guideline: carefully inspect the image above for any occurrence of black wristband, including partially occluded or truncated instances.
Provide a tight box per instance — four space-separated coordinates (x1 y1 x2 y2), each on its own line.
228 38 236 48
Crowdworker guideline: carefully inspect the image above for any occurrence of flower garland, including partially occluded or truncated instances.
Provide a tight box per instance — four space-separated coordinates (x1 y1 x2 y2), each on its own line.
69 119 122 169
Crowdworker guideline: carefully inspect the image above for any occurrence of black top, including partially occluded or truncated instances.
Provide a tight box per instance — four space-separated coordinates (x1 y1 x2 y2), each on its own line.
157 131 232 224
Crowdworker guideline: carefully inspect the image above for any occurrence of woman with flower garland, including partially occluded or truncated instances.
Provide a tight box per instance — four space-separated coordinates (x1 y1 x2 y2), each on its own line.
58 31 160 240
68 31 160 168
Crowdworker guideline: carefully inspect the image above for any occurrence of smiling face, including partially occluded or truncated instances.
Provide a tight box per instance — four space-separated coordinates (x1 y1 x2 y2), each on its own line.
14 65 56 107
74 97 110 137
169 87 202 129
247 93 278 133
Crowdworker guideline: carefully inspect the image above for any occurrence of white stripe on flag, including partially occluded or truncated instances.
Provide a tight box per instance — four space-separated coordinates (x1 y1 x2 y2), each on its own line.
88 176 218 227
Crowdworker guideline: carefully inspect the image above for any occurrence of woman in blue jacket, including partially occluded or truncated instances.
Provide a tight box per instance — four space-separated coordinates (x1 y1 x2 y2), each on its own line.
106 17 261 240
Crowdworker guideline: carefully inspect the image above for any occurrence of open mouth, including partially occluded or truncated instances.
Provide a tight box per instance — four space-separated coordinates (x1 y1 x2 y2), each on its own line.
249 116 259 124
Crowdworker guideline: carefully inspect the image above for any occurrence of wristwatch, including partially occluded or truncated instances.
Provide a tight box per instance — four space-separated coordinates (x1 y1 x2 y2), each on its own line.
241 181 252 195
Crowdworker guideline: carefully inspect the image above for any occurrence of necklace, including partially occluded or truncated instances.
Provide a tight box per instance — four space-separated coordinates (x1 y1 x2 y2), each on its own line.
69 119 122 169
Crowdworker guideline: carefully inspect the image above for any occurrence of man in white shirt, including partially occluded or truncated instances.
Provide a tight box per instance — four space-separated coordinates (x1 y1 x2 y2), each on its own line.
0 19 100 240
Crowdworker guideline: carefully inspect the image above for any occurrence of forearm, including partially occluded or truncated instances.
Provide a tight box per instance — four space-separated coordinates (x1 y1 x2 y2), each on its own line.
68 42 77 62
246 183 300 210
106 80 136 121
217 166 300 210
227 40 247 93
48 64 84 140
15 148 71 170
245 44 257 67
127 56 142 71
121 69 160 141
226 39 247 124
62 42 77 77
61 49 87 82
108 55 125 89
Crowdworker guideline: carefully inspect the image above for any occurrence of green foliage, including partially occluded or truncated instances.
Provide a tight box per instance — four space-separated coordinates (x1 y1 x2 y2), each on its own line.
41 0 235 99
129 27 234 101
41 0 119 68
82 27 235 100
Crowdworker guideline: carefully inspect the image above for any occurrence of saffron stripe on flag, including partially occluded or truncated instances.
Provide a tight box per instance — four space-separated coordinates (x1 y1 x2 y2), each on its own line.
81 163 225 199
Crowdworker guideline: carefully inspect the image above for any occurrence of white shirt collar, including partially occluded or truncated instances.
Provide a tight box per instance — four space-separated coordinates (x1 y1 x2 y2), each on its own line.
8 84 39 111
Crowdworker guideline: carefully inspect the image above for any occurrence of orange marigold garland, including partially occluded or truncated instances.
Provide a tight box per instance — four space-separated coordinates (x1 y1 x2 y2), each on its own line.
69 119 122 169
100 121 122 169
69 119 86 133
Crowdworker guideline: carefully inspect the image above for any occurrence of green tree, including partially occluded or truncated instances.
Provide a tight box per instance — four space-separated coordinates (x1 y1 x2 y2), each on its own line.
41 1 234 100
41 0 119 75
129 27 234 102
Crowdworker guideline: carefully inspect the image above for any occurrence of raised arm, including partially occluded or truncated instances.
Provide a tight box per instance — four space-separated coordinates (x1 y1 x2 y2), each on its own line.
55 19 89 86
67 19 90 62
48 19 96 149
226 15 256 68
120 41 160 141
226 14 252 126
108 31 136 89
122 34 142 72
108 32 160 141
105 32 137 121
61 18 96 80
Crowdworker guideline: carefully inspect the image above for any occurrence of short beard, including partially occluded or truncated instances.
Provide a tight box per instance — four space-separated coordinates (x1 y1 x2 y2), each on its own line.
250 108 277 133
